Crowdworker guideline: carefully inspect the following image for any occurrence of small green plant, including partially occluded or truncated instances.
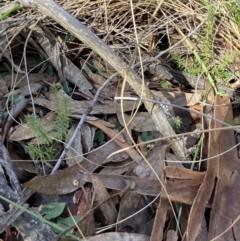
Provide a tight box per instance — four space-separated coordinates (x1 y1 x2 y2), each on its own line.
25 84 71 160
40 202 66 220
160 80 171 89
172 116 182 130
112 120 124 131
170 2 240 93
40 201 81 235
25 114 55 160
0 195 82 240
26 114 51 144
26 143 56 160
93 130 105 147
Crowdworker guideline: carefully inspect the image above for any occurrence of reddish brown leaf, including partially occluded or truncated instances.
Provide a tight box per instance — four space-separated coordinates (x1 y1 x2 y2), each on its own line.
208 95 240 240
150 197 169 241
92 175 117 225
164 166 205 181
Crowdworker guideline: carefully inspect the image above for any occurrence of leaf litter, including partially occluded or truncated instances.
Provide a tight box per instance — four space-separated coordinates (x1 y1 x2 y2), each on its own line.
0 0 240 241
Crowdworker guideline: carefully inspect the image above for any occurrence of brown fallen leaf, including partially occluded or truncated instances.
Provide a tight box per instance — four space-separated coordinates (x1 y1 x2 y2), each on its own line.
65 124 84 167
100 159 132 176
134 144 167 178
207 95 240 241
32 26 93 96
117 112 156 132
75 187 95 238
117 192 152 235
182 119 216 241
1 73 56 88
81 60 105 85
164 166 205 181
22 137 129 195
87 119 143 164
23 169 201 204
86 119 124 142
150 197 169 241
152 90 203 107
162 179 203 205
92 175 117 225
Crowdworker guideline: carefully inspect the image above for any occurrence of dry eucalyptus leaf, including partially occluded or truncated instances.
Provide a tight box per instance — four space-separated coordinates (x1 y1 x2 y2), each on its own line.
134 144 167 178
34 97 138 114
117 191 152 235
2 73 56 88
100 159 132 175
33 26 93 96
117 112 156 132
81 60 105 85
86 120 142 164
92 175 117 225
151 90 203 107
86 119 124 142
81 122 96 153
65 124 84 167
92 57 116 79
23 167 201 203
5 83 42 98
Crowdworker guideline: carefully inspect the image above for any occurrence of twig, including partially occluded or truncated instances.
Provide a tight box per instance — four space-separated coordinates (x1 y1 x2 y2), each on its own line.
51 73 118 174
0 146 21 193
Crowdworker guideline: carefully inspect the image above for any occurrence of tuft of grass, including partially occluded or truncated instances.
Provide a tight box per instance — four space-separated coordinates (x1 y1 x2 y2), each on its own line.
172 116 182 130
171 2 240 94
25 114 55 160
25 84 71 160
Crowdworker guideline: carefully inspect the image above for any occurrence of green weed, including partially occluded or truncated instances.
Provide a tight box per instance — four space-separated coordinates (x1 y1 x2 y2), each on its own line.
25 84 71 160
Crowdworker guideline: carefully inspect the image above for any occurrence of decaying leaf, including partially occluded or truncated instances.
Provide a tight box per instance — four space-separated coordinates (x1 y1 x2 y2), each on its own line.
87 119 142 164
134 144 167 178
32 26 93 96
117 191 152 235
183 95 239 241
5 83 42 98
164 166 205 181
65 124 84 166
92 175 117 225
152 90 203 107
207 95 240 241
117 112 156 132
150 197 169 241
1 73 56 88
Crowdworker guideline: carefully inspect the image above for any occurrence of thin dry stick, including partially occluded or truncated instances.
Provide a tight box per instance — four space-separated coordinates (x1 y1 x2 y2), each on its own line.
18 0 188 164
51 73 117 173
0 142 21 193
